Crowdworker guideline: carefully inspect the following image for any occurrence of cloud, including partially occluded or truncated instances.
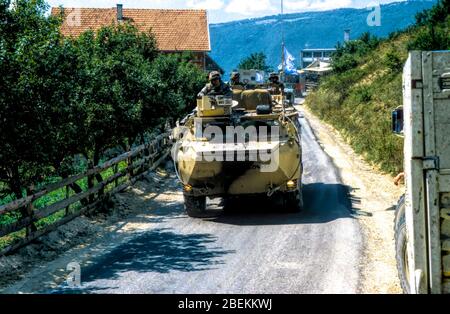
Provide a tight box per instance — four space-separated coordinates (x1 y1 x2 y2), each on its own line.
46 0 407 23
225 0 277 15
284 0 352 11
186 0 225 10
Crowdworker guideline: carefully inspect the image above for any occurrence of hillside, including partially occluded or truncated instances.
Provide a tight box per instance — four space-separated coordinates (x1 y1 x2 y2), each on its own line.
305 35 408 174
209 0 437 75
304 0 449 175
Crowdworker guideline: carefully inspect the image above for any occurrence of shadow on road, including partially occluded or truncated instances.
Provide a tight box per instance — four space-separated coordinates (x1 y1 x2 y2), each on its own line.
206 183 359 226
54 228 234 293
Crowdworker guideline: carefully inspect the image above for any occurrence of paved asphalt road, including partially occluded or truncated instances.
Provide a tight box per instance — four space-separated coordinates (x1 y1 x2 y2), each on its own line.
52 107 362 294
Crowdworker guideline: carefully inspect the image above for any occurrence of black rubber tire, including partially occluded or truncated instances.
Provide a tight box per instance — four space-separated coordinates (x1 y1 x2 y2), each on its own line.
184 194 206 218
282 189 303 213
222 196 235 213
394 195 411 294
298 186 304 211
394 194 405 230
286 179 304 213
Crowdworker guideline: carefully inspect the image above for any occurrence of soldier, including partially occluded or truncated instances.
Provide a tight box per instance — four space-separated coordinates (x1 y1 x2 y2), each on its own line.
268 72 285 95
197 71 232 98
230 71 244 87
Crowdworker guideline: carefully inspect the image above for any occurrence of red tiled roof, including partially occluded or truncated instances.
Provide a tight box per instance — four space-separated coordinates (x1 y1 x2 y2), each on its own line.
51 7 210 52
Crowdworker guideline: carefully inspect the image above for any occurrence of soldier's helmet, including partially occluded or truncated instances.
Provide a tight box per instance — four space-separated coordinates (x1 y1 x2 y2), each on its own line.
231 72 240 80
209 71 221 81
269 72 279 80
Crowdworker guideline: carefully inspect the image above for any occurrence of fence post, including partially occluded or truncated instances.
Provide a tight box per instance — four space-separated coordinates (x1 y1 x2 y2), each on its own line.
65 185 70 216
87 160 95 203
149 143 154 169
25 185 37 237
114 163 119 188
150 143 155 169
127 145 133 182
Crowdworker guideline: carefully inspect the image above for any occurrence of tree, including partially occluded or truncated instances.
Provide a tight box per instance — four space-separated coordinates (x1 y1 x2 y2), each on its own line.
72 24 159 163
0 0 206 204
331 33 380 74
143 52 205 127
237 52 271 72
0 0 66 199
409 0 450 51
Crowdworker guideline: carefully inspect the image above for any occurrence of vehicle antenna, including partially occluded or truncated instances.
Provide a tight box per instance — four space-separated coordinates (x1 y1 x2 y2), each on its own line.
281 0 286 119
281 0 285 82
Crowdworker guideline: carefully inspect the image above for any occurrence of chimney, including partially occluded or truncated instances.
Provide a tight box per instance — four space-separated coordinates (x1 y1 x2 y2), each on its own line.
344 29 350 42
117 4 123 22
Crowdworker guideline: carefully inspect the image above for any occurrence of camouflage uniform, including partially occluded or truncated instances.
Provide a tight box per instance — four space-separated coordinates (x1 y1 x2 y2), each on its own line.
230 72 244 87
198 81 232 97
198 71 232 98
230 80 244 87
268 73 284 95
269 81 285 95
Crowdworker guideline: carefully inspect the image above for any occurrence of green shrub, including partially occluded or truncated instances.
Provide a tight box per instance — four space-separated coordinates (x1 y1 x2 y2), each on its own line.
332 53 358 73
331 33 380 74
384 50 403 72
353 86 372 103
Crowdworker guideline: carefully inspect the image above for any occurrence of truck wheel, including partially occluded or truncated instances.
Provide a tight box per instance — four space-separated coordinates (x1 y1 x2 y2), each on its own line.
394 194 405 230
184 194 206 218
394 195 411 294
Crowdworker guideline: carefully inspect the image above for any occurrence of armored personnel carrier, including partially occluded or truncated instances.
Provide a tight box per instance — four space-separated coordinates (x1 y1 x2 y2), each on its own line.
172 89 303 217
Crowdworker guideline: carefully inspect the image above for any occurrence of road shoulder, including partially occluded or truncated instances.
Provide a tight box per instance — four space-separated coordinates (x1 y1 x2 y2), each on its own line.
0 169 180 293
298 104 403 294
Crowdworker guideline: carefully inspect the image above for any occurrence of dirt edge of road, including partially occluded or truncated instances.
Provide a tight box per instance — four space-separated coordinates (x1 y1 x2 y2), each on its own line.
0 166 178 293
300 104 403 294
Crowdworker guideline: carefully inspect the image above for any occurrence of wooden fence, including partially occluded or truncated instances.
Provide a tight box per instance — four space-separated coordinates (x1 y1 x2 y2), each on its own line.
0 133 172 256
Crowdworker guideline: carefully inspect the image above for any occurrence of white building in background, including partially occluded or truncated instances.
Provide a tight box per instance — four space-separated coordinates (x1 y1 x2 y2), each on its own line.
344 29 351 42
300 48 336 69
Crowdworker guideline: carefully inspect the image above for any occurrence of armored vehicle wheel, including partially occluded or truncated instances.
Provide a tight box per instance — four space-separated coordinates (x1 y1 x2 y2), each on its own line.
222 196 235 212
394 195 410 294
283 179 303 212
282 190 302 212
184 194 206 218
298 187 304 210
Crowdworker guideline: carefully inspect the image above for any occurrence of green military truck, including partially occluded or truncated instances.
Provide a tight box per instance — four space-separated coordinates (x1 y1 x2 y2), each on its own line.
392 50 450 293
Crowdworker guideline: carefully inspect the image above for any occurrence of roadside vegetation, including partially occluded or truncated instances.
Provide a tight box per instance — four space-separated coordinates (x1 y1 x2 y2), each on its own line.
306 0 449 175
0 0 206 248
237 52 273 72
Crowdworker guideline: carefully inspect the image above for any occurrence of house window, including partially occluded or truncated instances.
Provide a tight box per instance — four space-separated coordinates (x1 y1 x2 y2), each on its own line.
302 51 312 58
313 51 322 58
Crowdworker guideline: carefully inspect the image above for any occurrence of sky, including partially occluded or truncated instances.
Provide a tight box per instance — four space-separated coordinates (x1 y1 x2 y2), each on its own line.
46 0 409 23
